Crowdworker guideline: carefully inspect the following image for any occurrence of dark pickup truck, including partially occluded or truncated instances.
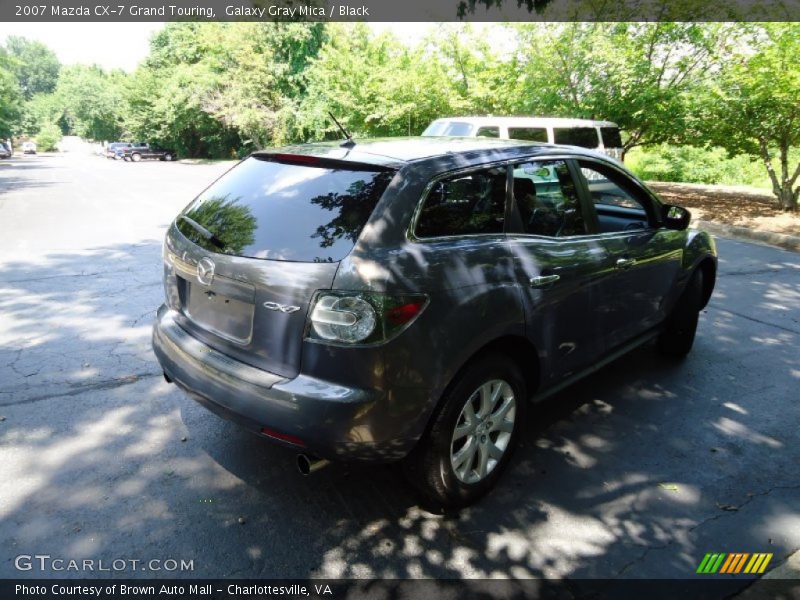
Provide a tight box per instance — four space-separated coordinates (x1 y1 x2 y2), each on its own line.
123 143 176 162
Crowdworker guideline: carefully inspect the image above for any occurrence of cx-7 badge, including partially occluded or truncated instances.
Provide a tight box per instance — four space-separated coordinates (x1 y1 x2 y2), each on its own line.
263 301 301 314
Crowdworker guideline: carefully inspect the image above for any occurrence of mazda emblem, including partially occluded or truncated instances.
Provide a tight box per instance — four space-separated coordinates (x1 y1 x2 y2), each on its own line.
197 257 215 286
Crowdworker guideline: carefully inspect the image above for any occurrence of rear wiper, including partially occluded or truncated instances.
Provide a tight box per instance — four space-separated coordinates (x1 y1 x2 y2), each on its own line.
177 215 225 250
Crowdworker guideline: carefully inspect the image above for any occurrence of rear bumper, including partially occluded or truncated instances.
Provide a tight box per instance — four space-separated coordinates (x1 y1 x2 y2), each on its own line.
152 306 429 462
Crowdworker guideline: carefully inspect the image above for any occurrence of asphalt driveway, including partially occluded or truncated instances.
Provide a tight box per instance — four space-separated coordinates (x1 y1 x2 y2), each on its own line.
0 154 798 589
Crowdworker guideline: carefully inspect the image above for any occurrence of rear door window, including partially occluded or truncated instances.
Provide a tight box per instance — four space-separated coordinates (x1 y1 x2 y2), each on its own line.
553 127 600 148
508 127 548 143
415 166 507 238
511 160 587 237
176 156 394 262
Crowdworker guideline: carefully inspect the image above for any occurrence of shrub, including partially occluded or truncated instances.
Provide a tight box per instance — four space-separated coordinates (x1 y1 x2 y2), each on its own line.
627 144 769 188
35 122 61 151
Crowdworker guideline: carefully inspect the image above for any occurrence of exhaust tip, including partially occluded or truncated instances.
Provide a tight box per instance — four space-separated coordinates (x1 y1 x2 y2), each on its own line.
297 454 330 476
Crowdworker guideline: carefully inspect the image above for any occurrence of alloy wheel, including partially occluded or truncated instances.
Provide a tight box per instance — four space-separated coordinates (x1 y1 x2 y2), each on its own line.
450 379 516 484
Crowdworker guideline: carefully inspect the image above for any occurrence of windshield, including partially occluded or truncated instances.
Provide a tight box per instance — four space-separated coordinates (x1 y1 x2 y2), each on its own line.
422 121 475 136
176 156 394 263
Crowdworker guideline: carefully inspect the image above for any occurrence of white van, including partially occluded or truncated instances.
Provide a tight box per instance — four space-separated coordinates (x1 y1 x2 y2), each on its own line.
421 117 624 161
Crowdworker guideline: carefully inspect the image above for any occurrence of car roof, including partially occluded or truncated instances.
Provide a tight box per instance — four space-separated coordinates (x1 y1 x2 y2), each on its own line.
429 116 619 128
254 136 617 168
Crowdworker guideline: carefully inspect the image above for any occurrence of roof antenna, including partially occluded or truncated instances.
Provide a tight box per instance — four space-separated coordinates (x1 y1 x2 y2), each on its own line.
328 112 356 148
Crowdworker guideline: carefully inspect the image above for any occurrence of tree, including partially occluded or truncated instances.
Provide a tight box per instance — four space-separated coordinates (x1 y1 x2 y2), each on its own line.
5 36 60 99
19 92 64 136
509 23 735 158
126 23 326 156
54 65 126 140
701 24 800 211
297 24 457 141
35 122 62 151
0 50 23 137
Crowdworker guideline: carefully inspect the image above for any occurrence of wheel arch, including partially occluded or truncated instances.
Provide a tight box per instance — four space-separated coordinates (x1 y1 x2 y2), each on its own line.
433 334 541 417
408 332 541 458
695 256 716 309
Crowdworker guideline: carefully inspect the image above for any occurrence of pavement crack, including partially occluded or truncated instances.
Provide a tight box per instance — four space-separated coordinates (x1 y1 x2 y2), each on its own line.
0 271 103 284
718 268 789 278
0 371 163 407
615 483 800 577
716 309 800 335
131 308 158 327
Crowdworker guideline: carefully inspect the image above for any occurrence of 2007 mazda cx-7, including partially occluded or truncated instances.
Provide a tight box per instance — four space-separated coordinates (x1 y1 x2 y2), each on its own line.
153 137 717 507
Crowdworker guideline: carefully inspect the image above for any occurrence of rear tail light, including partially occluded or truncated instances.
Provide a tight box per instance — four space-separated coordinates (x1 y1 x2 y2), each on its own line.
307 291 428 345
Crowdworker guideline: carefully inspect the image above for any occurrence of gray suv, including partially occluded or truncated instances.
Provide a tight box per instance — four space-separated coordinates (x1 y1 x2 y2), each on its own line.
153 137 717 507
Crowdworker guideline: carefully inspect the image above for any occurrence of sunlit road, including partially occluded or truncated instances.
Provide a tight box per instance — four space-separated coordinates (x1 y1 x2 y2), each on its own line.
1 153 798 589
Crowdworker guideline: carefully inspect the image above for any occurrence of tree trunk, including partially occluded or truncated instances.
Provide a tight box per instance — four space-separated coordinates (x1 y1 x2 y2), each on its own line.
757 137 798 211
777 187 797 211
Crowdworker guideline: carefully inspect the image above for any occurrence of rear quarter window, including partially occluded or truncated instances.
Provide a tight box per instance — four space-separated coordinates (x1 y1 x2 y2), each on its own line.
553 127 600 148
176 156 394 263
507 127 548 142
415 167 507 238
601 127 623 148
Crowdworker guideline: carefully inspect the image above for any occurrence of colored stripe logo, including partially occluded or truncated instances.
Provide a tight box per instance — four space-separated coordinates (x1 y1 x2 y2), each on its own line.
696 553 772 574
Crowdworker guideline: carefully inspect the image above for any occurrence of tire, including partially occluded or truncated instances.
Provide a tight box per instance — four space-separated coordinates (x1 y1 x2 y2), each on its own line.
164 153 173 161
403 353 526 510
657 269 704 358
131 153 142 162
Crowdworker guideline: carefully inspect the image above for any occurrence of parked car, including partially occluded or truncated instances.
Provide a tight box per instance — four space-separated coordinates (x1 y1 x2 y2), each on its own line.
0 142 11 159
422 117 624 162
122 142 176 162
152 137 717 508
106 142 133 160
22 141 37 154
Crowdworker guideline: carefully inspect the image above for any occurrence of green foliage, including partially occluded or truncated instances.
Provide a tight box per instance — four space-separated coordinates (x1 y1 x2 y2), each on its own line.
124 22 327 157
35 121 62 151
5 36 60 99
294 24 484 142
0 55 23 138
3 20 797 206
20 92 63 135
698 23 800 210
508 23 736 155
52 65 127 140
627 144 769 187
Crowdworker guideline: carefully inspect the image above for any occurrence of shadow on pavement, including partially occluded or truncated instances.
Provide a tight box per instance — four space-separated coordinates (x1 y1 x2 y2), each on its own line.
0 239 798 584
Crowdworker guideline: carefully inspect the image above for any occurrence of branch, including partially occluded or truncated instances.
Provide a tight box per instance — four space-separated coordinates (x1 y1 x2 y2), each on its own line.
758 137 782 198
789 160 800 189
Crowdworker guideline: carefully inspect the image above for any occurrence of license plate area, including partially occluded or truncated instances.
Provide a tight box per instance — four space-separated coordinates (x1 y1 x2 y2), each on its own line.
181 277 255 345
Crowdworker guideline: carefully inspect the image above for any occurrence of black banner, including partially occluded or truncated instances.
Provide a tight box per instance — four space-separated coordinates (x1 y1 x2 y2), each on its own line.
2 0 799 22
3 579 800 600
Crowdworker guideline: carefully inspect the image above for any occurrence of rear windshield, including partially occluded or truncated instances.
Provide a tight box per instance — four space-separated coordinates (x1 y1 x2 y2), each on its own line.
176 156 394 263
601 127 623 148
553 127 599 148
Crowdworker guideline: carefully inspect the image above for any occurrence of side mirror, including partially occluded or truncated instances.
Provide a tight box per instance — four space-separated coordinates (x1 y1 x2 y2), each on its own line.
663 204 691 231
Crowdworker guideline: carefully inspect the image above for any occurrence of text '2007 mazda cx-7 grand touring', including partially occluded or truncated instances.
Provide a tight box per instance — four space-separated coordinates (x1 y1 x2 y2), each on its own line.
152 137 717 508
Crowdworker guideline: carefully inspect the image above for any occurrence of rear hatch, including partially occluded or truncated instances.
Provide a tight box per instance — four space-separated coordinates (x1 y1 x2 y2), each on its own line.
164 154 396 379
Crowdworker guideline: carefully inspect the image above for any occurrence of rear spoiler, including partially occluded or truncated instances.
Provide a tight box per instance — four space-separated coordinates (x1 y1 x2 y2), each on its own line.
252 152 399 172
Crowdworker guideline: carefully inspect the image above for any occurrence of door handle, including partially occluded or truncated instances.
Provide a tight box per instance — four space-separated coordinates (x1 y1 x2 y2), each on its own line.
615 258 636 270
530 274 560 287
